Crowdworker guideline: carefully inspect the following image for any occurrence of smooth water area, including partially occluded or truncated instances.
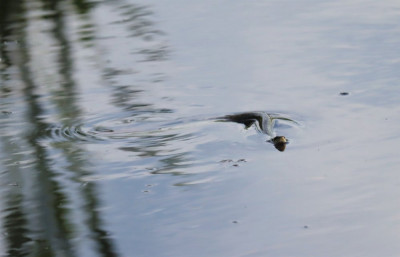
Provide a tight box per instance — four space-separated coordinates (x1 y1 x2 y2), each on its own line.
1 0 400 256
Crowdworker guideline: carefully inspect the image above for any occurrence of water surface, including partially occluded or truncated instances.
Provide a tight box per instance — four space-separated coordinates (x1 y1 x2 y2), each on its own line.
1 0 400 256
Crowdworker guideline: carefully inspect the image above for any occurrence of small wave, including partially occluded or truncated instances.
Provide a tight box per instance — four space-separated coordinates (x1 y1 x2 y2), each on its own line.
39 121 194 143
43 124 103 142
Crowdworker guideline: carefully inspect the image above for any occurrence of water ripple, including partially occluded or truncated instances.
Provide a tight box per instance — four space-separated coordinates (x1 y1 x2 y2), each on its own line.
40 118 197 143
43 124 103 142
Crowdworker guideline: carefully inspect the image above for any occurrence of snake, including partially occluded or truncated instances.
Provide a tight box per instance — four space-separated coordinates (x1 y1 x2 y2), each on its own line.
218 111 298 151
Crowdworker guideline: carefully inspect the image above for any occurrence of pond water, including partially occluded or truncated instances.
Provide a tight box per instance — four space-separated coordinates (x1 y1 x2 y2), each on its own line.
1 0 400 256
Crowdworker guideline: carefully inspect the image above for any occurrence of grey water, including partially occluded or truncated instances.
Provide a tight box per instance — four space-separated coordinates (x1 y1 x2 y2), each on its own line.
1 0 400 256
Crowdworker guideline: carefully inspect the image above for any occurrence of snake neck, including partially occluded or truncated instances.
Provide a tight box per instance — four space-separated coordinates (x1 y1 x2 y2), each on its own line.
258 113 276 137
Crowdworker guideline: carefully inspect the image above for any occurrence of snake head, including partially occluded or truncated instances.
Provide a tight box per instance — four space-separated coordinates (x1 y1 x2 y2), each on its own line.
270 136 288 152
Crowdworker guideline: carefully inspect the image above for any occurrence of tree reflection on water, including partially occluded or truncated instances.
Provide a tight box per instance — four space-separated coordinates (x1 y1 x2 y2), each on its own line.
0 0 174 255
